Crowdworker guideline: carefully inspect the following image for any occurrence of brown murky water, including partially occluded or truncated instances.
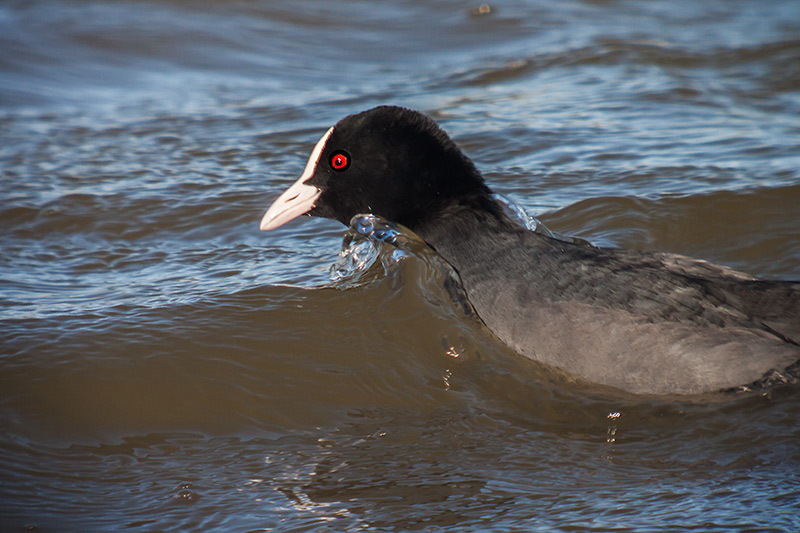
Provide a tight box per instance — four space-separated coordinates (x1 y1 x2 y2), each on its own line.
2 0 800 530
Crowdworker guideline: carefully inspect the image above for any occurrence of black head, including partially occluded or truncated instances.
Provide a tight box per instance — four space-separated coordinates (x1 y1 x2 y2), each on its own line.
260 106 500 233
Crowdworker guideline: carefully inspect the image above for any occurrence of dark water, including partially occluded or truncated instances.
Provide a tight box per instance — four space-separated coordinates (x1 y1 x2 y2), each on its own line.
2 0 800 530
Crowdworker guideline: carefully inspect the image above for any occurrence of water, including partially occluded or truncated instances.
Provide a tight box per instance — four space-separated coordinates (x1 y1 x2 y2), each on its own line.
2 0 800 530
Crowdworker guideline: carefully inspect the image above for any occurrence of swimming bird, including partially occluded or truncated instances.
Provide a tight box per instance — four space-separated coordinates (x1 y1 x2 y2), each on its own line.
260 105 800 395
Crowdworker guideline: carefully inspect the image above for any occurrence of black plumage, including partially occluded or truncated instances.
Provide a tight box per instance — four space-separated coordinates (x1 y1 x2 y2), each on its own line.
261 106 800 394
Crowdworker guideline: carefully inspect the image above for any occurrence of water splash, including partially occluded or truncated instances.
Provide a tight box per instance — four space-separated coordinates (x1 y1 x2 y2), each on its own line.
329 214 421 285
493 193 552 234
329 237 380 283
493 193 591 246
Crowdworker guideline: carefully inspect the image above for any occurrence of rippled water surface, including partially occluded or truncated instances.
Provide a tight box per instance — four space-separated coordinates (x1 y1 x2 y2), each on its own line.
2 0 800 530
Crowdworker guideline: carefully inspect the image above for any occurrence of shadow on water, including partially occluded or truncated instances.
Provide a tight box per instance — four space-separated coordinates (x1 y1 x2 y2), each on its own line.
4 240 799 528
3 232 800 529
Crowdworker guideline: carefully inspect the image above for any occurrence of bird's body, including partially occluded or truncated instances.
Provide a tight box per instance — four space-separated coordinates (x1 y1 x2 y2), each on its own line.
418 205 799 394
261 105 800 395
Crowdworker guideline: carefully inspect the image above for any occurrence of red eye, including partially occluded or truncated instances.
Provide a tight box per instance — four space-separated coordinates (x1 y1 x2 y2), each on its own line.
330 150 350 171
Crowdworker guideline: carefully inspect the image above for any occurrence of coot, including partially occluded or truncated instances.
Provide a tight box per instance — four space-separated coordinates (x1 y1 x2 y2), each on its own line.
260 106 800 395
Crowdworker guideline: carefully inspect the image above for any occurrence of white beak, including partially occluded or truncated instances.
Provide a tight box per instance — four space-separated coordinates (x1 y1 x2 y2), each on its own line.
259 127 334 231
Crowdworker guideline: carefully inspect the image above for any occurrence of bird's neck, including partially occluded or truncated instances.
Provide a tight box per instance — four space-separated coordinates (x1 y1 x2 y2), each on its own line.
413 196 544 277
